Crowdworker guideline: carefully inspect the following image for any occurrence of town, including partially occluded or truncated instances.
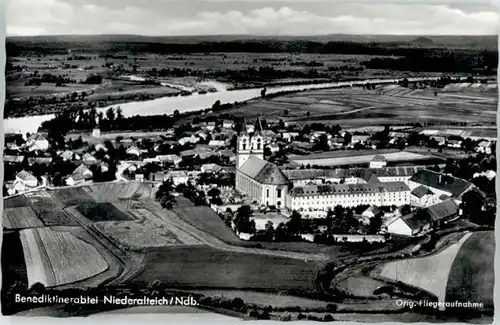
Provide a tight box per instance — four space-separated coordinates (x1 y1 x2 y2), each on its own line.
4 86 496 242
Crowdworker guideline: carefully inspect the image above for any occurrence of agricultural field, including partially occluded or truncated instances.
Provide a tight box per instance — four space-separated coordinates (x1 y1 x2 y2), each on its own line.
445 231 495 309
50 187 95 206
24 191 79 226
173 206 242 245
290 150 431 167
375 232 473 303
82 182 154 202
213 83 497 129
3 206 44 229
19 227 108 287
95 208 183 251
188 289 332 309
132 245 320 292
74 202 134 222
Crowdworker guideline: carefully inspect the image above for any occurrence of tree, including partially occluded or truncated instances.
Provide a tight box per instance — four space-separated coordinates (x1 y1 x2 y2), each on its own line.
105 107 115 122
116 107 124 120
174 110 180 119
287 210 302 235
155 179 176 209
261 88 267 97
369 212 384 234
212 100 221 111
234 205 255 234
283 109 289 116
461 190 487 224
306 111 311 118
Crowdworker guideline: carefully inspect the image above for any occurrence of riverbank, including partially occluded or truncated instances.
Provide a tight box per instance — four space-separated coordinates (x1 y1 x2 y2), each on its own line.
4 76 440 135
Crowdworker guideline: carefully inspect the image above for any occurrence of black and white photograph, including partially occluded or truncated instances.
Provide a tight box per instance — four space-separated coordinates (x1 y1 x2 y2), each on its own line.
2 0 497 322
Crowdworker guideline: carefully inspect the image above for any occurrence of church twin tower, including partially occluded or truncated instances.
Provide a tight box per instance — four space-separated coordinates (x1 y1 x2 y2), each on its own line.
237 119 264 168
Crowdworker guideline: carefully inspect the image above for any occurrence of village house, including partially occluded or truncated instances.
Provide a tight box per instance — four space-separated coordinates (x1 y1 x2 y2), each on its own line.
350 134 370 145
447 139 463 149
25 133 49 152
178 135 200 146
28 157 53 166
201 163 223 174
219 149 236 163
222 120 234 129
369 155 388 169
4 155 25 164
282 132 299 142
208 140 226 148
166 170 190 185
411 185 439 207
268 143 280 153
155 154 182 166
15 170 38 190
66 164 94 186
476 140 492 154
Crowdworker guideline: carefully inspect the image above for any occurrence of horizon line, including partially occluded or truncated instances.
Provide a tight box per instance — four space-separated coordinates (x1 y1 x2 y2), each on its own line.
6 33 499 38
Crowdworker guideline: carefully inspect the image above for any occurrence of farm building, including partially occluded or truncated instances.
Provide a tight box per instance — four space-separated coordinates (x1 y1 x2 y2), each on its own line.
369 155 388 169
411 185 440 207
235 119 290 208
386 212 432 237
15 170 38 190
66 164 93 186
286 182 410 217
350 134 370 145
408 170 475 203
424 199 461 227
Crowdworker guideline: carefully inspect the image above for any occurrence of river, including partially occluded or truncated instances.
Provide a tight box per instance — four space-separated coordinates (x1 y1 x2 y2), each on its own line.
4 77 438 135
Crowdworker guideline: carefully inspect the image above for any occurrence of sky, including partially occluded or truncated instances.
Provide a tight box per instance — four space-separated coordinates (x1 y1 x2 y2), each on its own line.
6 0 500 36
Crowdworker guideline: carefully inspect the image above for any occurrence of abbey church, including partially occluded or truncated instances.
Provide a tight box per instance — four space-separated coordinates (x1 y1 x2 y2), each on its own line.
235 118 290 208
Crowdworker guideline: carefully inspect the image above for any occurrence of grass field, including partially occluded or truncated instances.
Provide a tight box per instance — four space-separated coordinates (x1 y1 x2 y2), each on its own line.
19 228 108 287
376 232 472 303
75 202 134 222
4 194 30 209
3 206 44 229
133 246 320 292
445 231 495 309
96 208 182 251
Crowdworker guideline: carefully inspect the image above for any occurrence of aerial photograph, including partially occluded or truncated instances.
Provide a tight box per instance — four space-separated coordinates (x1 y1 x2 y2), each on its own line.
2 0 497 322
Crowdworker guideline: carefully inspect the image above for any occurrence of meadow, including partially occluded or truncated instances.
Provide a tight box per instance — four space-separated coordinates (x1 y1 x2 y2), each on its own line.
445 231 495 309
372 233 474 301
133 245 320 292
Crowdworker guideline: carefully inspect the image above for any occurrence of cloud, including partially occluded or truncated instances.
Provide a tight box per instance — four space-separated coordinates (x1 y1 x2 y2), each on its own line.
6 0 499 36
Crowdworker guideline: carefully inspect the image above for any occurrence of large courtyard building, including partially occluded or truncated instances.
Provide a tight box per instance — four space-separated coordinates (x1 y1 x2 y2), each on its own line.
286 182 410 216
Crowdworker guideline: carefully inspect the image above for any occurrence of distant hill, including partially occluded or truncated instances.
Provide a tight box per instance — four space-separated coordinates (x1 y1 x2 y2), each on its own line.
412 36 435 46
6 34 498 50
